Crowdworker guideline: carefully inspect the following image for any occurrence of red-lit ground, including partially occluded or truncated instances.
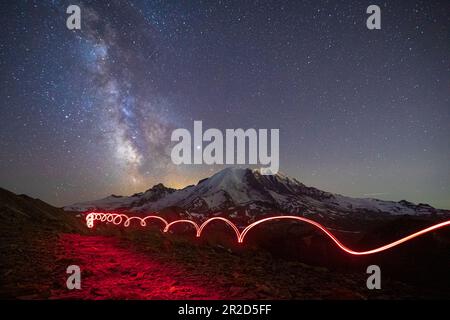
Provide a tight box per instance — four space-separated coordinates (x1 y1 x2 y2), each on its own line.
2 188 449 299
2 225 448 299
51 234 223 299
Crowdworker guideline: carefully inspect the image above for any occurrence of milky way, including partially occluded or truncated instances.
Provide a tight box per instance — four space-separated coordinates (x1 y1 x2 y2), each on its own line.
78 3 178 186
0 0 449 208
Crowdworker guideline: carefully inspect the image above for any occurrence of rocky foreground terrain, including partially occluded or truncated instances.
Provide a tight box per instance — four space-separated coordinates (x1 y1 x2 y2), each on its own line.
1 181 449 299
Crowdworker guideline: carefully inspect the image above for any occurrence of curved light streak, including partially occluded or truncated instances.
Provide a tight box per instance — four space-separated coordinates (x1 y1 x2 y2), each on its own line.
85 212 450 256
198 217 241 241
164 219 200 234
142 215 169 227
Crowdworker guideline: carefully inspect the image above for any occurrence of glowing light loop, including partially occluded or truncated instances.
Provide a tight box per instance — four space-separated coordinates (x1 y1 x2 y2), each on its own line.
85 212 450 256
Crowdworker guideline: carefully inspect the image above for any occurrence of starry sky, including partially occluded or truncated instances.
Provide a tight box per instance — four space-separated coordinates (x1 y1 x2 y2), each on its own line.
0 0 449 208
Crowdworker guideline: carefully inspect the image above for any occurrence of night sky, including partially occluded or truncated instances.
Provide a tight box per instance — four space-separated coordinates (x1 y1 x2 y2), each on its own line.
0 0 449 208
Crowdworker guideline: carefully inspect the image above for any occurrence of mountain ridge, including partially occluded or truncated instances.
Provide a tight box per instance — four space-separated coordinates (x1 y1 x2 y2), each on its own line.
64 168 446 220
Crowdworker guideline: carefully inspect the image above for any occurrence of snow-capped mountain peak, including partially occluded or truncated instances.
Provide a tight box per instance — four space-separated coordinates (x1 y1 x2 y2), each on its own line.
64 167 443 219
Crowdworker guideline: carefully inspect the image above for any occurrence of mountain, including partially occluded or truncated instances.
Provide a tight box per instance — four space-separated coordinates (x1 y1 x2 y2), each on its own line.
0 187 82 231
64 168 446 221
1 183 449 299
0 187 71 225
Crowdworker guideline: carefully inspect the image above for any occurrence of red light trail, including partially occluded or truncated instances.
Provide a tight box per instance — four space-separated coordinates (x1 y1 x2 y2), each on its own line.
85 212 450 256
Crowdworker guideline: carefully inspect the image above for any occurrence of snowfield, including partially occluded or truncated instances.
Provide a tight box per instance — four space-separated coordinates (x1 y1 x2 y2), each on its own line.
65 167 443 218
